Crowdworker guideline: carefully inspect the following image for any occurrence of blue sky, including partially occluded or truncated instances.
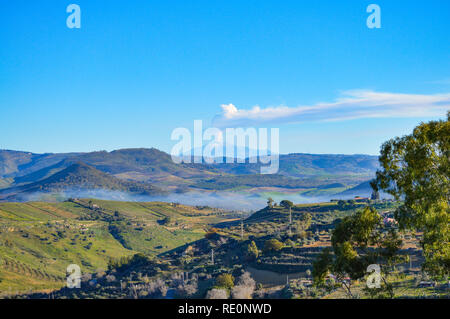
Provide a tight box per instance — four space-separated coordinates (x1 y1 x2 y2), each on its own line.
0 0 449 155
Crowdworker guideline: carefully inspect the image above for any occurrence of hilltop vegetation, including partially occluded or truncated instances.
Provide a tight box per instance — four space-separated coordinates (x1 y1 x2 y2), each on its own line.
1 197 448 299
192 174 322 190
208 153 378 181
0 149 379 201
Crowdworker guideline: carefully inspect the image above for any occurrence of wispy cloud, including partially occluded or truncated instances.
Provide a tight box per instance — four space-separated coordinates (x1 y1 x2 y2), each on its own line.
212 90 450 127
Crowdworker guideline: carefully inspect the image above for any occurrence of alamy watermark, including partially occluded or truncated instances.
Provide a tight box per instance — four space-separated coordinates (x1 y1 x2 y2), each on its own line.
170 120 279 174
66 4 81 29
366 264 381 289
366 4 381 29
67 264 81 288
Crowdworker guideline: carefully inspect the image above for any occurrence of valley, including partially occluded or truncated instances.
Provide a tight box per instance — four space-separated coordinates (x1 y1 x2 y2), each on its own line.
1 197 445 299
0 198 237 294
0 148 379 207
0 144 447 299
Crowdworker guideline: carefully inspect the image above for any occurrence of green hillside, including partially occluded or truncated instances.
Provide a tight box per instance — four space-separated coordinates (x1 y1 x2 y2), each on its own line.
0 150 81 178
192 174 316 190
2 198 440 300
0 163 166 201
0 199 236 294
0 149 379 195
0 148 219 185
207 153 378 182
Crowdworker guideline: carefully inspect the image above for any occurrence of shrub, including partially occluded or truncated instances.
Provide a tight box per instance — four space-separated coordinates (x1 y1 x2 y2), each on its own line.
107 253 150 271
215 274 235 290
175 280 198 298
245 241 259 261
231 272 256 299
205 228 220 239
147 279 168 298
264 239 283 253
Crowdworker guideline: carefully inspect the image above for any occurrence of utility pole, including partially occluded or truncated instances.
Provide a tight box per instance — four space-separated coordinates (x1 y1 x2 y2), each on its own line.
289 206 292 224
211 249 214 265
240 219 244 240
288 206 292 237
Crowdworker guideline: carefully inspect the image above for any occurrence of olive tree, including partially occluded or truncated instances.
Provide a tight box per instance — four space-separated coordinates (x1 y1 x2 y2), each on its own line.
313 207 403 298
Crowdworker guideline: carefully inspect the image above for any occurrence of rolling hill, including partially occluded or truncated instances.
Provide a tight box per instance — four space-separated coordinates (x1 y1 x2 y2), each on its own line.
0 162 165 201
0 150 81 178
0 198 236 293
1 148 220 186
207 153 378 182
0 148 380 198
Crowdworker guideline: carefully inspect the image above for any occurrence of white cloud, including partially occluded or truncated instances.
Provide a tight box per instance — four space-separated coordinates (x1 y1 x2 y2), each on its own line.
212 90 450 127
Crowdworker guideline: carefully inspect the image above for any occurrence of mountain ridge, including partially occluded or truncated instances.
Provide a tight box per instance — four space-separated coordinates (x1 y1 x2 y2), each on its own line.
0 162 166 201
0 148 380 199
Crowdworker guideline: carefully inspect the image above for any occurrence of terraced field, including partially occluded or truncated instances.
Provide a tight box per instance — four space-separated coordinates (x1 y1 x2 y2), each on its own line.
0 199 237 294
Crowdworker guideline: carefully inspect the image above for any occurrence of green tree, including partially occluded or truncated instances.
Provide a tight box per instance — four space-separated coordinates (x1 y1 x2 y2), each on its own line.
215 274 235 290
280 200 294 224
301 212 312 229
312 207 403 298
245 241 259 261
161 216 172 225
370 181 380 201
280 200 294 210
373 113 449 277
337 200 346 209
312 247 333 284
293 212 312 235
264 238 284 253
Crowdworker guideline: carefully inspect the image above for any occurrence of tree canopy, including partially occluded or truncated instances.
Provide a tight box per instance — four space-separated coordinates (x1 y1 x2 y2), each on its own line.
280 200 294 209
215 274 235 290
313 207 403 298
245 241 259 261
373 113 449 277
264 238 284 252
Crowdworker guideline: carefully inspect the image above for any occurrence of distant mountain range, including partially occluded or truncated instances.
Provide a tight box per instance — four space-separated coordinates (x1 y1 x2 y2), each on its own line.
0 162 166 201
0 148 380 201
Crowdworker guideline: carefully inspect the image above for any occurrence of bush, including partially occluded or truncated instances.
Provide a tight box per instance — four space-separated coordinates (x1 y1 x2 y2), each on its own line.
160 216 171 225
280 286 294 299
231 272 256 299
245 241 259 261
205 228 220 239
215 274 235 290
175 280 198 298
147 279 168 297
285 239 295 247
107 253 150 271
264 239 283 253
